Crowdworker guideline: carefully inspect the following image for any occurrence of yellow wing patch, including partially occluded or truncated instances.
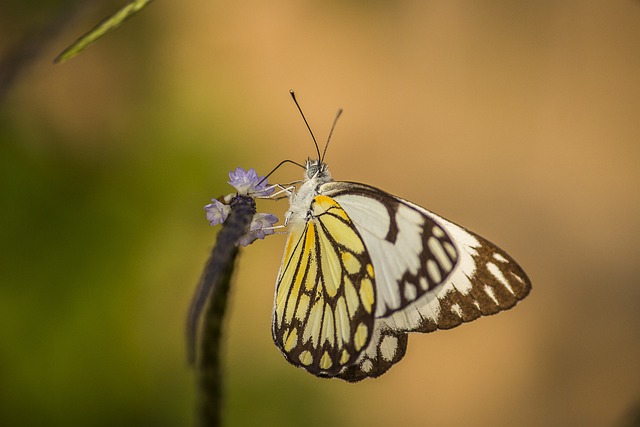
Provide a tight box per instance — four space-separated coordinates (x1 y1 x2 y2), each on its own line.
273 195 376 377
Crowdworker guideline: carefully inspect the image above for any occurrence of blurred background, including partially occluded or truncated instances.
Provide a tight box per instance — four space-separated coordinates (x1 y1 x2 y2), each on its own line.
1 1 639 426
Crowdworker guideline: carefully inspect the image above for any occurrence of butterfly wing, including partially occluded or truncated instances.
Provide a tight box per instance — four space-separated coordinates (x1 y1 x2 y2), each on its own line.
272 195 377 377
321 181 532 382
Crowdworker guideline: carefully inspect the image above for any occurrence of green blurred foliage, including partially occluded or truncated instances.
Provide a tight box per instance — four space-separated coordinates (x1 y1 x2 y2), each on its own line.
0 105 197 426
0 1 338 423
1 8 249 427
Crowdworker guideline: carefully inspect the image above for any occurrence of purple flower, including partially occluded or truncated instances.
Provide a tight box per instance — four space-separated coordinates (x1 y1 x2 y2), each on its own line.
204 199 231 226
204 167 279 246
228 167 274 197
237 213 279 247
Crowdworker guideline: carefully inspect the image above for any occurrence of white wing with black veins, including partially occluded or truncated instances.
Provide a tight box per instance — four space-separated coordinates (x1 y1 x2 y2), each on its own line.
321 181 531 382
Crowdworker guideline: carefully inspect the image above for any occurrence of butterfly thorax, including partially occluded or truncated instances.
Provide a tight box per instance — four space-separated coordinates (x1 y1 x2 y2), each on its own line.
285 160 333 226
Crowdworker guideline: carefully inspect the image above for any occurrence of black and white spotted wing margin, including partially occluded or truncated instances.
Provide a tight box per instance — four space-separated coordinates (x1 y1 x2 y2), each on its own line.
321 181 532 382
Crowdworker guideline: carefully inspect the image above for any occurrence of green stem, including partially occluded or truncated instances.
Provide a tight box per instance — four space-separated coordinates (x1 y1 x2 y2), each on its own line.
54 0 154 63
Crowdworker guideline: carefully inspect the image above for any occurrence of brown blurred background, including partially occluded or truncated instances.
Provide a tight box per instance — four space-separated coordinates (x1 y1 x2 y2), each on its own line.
1 1 639 426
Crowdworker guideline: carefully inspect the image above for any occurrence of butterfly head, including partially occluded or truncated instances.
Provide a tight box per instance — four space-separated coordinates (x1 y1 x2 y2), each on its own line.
305 158 332 183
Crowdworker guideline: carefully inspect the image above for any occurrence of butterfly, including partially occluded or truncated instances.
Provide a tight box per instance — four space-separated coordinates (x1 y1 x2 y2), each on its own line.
271 93 531 382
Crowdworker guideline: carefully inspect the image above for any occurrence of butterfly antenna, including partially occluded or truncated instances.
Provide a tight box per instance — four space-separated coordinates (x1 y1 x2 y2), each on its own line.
290 90 321 160
322 108 343 162
255 159 305 188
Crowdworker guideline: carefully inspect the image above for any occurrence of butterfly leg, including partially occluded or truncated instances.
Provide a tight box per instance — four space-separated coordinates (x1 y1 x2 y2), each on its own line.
264 184 296 200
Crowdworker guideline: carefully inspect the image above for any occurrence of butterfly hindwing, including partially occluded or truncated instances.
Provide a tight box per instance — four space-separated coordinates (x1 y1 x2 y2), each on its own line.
273 195 377 377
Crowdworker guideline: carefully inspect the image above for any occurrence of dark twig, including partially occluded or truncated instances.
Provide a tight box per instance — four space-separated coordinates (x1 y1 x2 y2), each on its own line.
189 195 257 427
197 243 238 427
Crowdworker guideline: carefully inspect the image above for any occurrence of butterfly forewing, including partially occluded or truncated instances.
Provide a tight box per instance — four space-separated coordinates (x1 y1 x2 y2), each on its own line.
322 183 460 316
273 195 377 377
320 181 531 381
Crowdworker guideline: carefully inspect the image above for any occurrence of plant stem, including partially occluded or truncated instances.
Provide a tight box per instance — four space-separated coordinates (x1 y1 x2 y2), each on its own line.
197 244 239 427
191 195 256 427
